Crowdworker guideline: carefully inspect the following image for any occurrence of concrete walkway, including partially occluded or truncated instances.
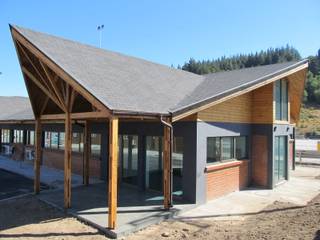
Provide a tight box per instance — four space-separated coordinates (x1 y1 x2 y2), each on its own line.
38 183 195 238
178 166 320 221
296 156 320 166
0 156 101 189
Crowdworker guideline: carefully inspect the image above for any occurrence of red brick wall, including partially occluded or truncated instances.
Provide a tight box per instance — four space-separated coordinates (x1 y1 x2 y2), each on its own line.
42 149 101 178
252 135 268 187
206 160 249 200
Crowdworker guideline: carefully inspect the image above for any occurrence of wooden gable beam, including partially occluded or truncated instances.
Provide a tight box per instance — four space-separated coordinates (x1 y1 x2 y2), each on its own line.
40 111 109 120
40 97 50 115
39 60 67 110
16 41 52 92
12 29 111 117
22 66 66 111
12 38 39 117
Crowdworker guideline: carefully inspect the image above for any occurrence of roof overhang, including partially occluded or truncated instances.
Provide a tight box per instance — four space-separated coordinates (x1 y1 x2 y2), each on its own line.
172 60 309 122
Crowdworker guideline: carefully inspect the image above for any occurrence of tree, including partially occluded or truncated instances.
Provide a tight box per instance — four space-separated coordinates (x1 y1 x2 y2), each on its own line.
181 45 301 75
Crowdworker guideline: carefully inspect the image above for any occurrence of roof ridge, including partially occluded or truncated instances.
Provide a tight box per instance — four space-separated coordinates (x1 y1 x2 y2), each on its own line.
12 25 202 78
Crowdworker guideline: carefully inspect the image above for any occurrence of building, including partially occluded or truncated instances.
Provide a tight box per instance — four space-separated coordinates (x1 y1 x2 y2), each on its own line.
0 25 308 229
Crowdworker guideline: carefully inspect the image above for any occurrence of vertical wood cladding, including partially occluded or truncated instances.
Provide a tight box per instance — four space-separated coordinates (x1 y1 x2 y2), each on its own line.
206 160 249 200
252 83 274 124
198 92 253 123
251 135 268 187
197 82 275 124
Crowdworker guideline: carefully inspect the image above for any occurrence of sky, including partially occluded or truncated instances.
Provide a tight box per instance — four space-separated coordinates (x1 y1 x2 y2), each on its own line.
0 0 319 96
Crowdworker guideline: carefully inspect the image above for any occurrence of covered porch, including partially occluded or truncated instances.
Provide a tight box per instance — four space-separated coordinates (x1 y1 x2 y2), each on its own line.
10 25 178 232
38 182 193 238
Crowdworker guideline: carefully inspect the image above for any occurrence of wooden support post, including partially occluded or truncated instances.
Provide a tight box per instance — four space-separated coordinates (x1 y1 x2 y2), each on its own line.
163 119 172 210
83 120 91 186
34 118 42 194
64 112 72 208
108 117 118 229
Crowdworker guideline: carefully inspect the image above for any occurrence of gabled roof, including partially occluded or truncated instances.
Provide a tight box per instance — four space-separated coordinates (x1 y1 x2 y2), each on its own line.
172 60 308 115
0 96 34 121
11 25 308 118
12 25 202 115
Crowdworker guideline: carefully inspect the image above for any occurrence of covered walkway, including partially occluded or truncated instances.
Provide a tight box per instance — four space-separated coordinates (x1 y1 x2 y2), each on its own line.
38 183 194 238
0 156 101 189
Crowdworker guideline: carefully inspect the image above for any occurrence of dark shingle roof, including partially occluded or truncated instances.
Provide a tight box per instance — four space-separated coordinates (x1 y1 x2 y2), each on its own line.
171 60 308 114
0 96 34 121
11 25 308 117
13 25 202 115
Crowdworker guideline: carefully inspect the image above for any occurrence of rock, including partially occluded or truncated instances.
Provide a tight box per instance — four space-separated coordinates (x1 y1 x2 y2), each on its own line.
182 228 189 232
161 232 170 237
181 232 188 238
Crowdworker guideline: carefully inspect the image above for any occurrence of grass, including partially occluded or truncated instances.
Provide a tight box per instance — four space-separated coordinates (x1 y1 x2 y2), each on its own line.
297 103 320 136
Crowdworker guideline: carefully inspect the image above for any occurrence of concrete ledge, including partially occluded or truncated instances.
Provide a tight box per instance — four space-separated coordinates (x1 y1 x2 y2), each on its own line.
205 160 246 172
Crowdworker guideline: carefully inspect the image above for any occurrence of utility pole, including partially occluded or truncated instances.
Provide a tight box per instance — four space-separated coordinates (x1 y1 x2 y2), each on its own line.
97 24 104 48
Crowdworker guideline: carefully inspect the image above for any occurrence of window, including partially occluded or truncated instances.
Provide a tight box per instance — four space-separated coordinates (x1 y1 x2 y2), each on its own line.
26 131 35 145
145 136 163 191
235 136 248 159
50 132 59 149
1 129 11 143
172 137 183 177
207 136 248 164
221 137 234 160
43 131 101 156
72 132 83 152
13 130 24 143
275 79 288 121
91 133 101 157
121 135 139 185
207 137 220 163
59 132 65 150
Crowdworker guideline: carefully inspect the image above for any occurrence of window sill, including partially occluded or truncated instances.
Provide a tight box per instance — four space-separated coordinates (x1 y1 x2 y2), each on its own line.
274 120 289 125
205 159 248 173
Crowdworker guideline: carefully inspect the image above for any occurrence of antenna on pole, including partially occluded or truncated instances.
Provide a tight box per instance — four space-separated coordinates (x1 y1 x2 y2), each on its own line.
97 24 104 48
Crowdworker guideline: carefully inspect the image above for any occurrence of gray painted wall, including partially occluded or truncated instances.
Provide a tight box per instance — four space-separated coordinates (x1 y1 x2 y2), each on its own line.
196 122 252 204
0 120 294 204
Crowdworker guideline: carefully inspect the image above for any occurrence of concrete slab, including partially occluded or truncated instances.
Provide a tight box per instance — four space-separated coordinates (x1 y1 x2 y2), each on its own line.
38 183 195 238
0 155 102 189
177 166 320 221
296 156 320 166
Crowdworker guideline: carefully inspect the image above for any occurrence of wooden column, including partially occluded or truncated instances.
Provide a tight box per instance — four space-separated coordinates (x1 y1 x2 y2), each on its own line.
34 118 42 194
83 120 91 186
163 120 172 209
108 117 119 229
64 112 72 208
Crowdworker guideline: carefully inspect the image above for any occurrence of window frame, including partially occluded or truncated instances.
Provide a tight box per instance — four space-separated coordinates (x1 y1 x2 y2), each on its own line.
13 130 24 144
275 79 289 121
1 129 11 144
206 136 249 164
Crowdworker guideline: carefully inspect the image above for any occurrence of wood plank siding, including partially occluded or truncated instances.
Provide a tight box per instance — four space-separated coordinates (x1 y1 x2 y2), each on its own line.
196 82 274 124
197 92 252 123
178 68 307 125
252 83 274 124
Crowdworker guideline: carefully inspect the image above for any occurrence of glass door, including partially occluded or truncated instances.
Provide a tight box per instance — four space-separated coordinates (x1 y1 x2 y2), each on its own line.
121 135 139 186
274 136 287 183
145 136 163 192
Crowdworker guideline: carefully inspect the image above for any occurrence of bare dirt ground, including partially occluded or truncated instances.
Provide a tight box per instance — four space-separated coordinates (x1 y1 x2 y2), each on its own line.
0 196 109 240
0 192 319 240
126 193 320 240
